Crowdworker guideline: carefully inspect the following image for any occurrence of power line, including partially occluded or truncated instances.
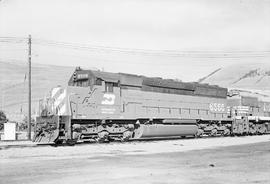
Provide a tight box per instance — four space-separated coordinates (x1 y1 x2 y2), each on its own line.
0 37 28 45
0 36 27 39
1 99 40 108
1 36 270 54
0 58 27 63
32 38 270 58
1 36 270 58
0 40 27 44
33 38 270 54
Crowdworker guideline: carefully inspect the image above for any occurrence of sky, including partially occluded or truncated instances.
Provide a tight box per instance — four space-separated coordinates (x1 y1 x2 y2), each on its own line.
0 0 270 81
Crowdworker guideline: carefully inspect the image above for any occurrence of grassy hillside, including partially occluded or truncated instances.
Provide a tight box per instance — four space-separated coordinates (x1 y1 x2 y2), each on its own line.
199 62 270 90
0 61 74 121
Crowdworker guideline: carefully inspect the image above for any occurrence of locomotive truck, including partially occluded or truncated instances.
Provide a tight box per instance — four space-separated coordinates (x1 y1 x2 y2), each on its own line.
33 67 270 144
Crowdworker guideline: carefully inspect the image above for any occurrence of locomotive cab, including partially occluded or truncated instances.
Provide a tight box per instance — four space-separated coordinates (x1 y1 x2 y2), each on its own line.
68 67 119 90
67 67 122 119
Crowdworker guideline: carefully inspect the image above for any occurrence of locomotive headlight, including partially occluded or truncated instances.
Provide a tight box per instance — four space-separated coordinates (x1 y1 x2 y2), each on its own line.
73 72 77 81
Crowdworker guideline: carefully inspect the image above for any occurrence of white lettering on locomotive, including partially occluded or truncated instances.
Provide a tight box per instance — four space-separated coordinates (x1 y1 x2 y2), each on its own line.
101 94 116 105
209 103 225 112
101 108 116 114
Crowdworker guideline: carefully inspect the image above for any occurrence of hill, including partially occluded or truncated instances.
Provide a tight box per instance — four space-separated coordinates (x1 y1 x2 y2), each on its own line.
0 61 75 121
199 62 270 91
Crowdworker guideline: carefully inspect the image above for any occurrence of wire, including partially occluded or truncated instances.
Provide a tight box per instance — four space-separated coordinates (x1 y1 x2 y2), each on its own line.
33 38 269 53
0 36 27 39
0 37 27 45
1 36 270 58
32 38 270 58
0 58 27 63
0 40 27 44
1 99 40 108
0 48 28 52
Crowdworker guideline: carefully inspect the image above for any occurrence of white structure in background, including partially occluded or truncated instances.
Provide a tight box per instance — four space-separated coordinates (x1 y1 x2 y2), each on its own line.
4 122 16 140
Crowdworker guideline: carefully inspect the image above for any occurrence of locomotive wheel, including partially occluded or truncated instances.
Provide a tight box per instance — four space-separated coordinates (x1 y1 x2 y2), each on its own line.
196 129 204 138
222 128 231 136
55 139 64 145
210 129 218 137
97 131 109 142
66 139 76 146
257 125 266 135
249 126 256 135
107 137 115 142
121 131 132 142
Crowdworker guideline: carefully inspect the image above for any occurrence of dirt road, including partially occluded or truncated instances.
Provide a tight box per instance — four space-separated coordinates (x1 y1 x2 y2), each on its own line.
1 136 270 184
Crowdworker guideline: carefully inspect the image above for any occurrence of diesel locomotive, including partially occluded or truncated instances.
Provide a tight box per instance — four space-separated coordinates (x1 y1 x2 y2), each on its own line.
33 67 270 144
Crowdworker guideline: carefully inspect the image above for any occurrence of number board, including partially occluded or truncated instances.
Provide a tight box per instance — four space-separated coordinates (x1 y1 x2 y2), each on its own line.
77 73 89 80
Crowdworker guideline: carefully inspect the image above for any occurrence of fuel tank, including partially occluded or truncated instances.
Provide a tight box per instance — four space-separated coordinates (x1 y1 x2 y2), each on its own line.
133 119 198 138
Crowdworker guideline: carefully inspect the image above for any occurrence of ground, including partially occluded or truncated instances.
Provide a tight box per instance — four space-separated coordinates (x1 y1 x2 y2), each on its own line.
1 136 270 184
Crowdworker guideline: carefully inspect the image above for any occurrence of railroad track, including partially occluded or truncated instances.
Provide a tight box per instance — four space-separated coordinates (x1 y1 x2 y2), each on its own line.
36 133 270 147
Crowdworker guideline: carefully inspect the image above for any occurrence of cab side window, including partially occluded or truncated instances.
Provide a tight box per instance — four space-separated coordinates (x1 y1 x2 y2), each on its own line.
105 82 114 93
95 78 102 85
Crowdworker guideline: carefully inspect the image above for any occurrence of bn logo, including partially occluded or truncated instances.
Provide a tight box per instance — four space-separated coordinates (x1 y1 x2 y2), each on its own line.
101 94 116 105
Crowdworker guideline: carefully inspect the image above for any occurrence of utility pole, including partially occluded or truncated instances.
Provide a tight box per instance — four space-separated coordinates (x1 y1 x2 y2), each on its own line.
28 35 32 140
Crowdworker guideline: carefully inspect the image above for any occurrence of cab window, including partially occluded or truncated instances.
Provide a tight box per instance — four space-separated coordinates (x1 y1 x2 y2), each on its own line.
105 82 114 92
95 78 102 85
74 80 89 87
